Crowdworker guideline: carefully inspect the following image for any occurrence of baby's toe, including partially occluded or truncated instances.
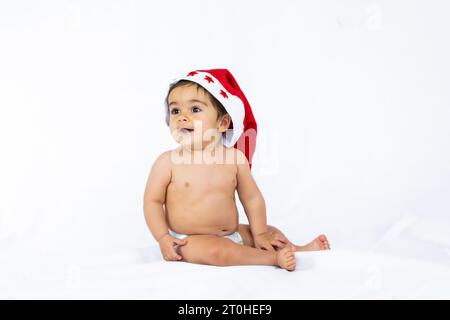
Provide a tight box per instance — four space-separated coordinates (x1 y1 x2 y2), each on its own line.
287 262 296 271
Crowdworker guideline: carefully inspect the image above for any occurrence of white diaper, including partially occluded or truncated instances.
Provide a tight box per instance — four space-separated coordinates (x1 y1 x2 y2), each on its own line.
169 229 244 245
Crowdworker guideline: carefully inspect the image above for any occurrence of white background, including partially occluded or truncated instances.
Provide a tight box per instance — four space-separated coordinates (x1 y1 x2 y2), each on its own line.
1 0 449 298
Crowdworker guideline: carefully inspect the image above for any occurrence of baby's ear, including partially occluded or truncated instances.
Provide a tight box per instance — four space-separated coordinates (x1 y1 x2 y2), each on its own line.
219 114 231 132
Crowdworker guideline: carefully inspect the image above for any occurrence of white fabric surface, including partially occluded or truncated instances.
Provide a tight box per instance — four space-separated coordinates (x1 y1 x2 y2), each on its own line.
1 216 449 299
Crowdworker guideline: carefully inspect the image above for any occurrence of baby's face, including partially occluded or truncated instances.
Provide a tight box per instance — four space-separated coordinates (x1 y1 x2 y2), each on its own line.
168 85 226 149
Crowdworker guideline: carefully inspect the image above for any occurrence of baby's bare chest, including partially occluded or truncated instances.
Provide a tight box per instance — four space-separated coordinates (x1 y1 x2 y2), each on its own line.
169 164 237 194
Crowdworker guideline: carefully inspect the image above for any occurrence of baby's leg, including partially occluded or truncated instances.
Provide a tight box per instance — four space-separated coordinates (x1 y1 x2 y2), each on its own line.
238 224 330 251
178 234 296 271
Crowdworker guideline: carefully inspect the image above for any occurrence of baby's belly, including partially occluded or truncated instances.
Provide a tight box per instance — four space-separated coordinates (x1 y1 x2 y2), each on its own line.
165 195 239 236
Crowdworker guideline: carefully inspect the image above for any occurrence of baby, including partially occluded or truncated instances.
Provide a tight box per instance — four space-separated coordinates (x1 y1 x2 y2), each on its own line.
143 69 330 271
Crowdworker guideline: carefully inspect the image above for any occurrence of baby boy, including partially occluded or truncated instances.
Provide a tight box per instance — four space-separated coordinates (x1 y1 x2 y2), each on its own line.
143 69 330 271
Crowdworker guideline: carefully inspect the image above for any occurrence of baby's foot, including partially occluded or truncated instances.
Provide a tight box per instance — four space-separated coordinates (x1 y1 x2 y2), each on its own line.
275 246 296 271
296 234 330 252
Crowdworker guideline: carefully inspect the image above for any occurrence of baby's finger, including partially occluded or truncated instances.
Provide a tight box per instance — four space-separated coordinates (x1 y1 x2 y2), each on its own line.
169 251 183 261
171 246 183 260
174 238 188 246
256 244 267 251
272 240 286 248
275 235 288 243
175 254 183 261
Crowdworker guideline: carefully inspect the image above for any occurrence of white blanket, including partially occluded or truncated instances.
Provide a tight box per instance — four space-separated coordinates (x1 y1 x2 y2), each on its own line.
1 221 449 299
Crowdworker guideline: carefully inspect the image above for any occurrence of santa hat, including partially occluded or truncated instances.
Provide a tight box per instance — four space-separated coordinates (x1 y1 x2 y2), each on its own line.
167 69 257 169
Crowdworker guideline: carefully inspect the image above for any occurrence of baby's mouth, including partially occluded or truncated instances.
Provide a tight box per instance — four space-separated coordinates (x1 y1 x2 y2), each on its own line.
179 128 194 134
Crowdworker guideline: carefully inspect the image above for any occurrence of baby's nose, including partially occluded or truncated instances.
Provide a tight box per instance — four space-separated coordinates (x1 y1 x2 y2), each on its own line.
178 114 190 122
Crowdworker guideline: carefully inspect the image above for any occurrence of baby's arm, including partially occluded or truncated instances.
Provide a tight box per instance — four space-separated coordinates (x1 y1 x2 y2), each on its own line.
235 150 273 249
143 151 172 241
143 151 187 260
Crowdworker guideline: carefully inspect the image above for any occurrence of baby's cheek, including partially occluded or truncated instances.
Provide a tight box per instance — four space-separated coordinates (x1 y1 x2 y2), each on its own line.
169 128 180 142
202 127 219 140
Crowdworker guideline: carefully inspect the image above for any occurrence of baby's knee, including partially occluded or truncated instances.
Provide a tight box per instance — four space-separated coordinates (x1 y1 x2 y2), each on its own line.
206 240 230 266
179 236 229 265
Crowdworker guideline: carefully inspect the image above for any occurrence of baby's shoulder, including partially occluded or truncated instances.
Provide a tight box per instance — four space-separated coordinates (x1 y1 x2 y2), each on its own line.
153 149 175 168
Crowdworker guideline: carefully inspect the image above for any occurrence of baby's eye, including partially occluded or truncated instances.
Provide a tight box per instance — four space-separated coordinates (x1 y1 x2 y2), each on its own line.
191 106 202 113
170 108 179 115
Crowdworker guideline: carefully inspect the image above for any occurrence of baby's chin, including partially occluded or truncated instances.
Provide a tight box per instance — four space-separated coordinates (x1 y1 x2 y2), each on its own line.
174 136 221 150
171 129 221 147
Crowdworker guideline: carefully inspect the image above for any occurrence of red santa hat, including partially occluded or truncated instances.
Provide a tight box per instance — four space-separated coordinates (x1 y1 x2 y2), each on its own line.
167 68 257 169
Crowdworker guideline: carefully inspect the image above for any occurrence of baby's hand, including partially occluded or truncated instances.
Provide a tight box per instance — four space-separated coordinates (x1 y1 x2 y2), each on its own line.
158 234 188 261
254 230 288 251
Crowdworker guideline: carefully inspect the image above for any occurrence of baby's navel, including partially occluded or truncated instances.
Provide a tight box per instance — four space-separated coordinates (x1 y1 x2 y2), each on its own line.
184 182 190 188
